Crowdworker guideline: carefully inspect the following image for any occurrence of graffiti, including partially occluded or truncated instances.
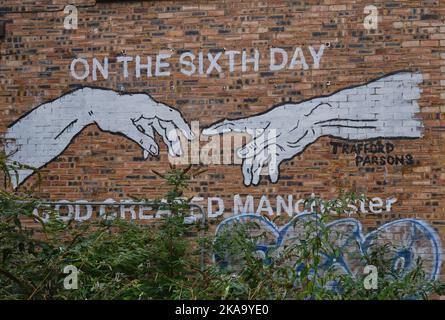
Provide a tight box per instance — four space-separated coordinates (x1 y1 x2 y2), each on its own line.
69 46 326 81
215 213 442 281
2 72 441 283
5 71 423 189
229 194 397 216
4 87 194 188
30 195 399 221
330 140 415 166
203 71 423 186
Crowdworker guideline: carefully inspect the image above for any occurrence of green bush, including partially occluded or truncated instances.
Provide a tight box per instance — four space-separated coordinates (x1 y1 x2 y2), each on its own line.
0 154 443 300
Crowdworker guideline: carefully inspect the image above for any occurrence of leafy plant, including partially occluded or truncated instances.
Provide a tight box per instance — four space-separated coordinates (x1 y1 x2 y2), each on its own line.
0 153 443 300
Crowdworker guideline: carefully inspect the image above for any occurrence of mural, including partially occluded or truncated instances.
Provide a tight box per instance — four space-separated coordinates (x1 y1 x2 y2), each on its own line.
215 213 442 281
4 88 194 188
4 71 422 188
3 69 440 283
203 71 423 186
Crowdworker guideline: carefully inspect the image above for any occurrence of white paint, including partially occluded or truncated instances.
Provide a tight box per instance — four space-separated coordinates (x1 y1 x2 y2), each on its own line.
7 69 420 194
198 52 205 75
135 55 152 78
167 120 247 166
120 200 137 220
233 194 254 215
117 56 133 78
359 200 368 214
256 195 274 215
99 198 118 220
208 197 224 218
276 195 293 217
5 88 194 188
294 199 306 214
369 197 383 214
269 48 288 71
69 46 325 80
308 45 325 69
33 207 50 223
225 50 240 72
139 205 154 220
55 200 74 222
155 53 171 76
179 52 196 76
386 197 397 212
75 199 93 221
203 72 424 185
207 52 222 75
289 47 308 70
70 58 89 80
242 49 260 72
92 57 108 80
30 195 398 222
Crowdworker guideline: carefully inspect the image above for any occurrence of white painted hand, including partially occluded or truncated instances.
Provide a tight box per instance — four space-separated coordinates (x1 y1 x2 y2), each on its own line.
5 87 195 188
203 72 423 186
202 103 322 186
87 89 195 158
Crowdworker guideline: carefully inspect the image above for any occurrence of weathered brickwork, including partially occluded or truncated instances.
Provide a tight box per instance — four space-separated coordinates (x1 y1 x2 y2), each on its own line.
0 0 444 279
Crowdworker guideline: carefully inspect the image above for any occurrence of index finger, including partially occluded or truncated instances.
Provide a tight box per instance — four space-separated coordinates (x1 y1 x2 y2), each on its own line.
202 117 268 136
154 104 195 140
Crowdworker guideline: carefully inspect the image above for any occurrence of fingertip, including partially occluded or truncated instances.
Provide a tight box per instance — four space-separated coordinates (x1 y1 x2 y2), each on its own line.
177 125 195 140
188 130 196 140
168 149 176 157
243 169 252 186
270 171 279 183
149 144 159 156
173 145 183 157
237 146 254 159
237 147 248 157
202 128 217 136
203 122 234 135
251 174 260 186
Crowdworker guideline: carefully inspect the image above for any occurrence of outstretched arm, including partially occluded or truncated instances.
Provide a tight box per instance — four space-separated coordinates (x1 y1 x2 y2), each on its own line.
4 87 194 188
203 72 423 186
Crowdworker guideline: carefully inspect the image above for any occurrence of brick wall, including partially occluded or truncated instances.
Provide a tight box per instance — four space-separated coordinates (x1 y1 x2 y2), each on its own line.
0 0 444 279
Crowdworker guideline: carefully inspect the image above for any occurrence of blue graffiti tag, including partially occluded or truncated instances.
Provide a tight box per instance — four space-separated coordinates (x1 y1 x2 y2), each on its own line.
215 212 442 281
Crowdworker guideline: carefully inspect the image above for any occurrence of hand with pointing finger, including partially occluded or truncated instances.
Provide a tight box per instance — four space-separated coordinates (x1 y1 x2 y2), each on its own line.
203 104 321 186
203 72 423 186
4 87 194 188
87 88 195 158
